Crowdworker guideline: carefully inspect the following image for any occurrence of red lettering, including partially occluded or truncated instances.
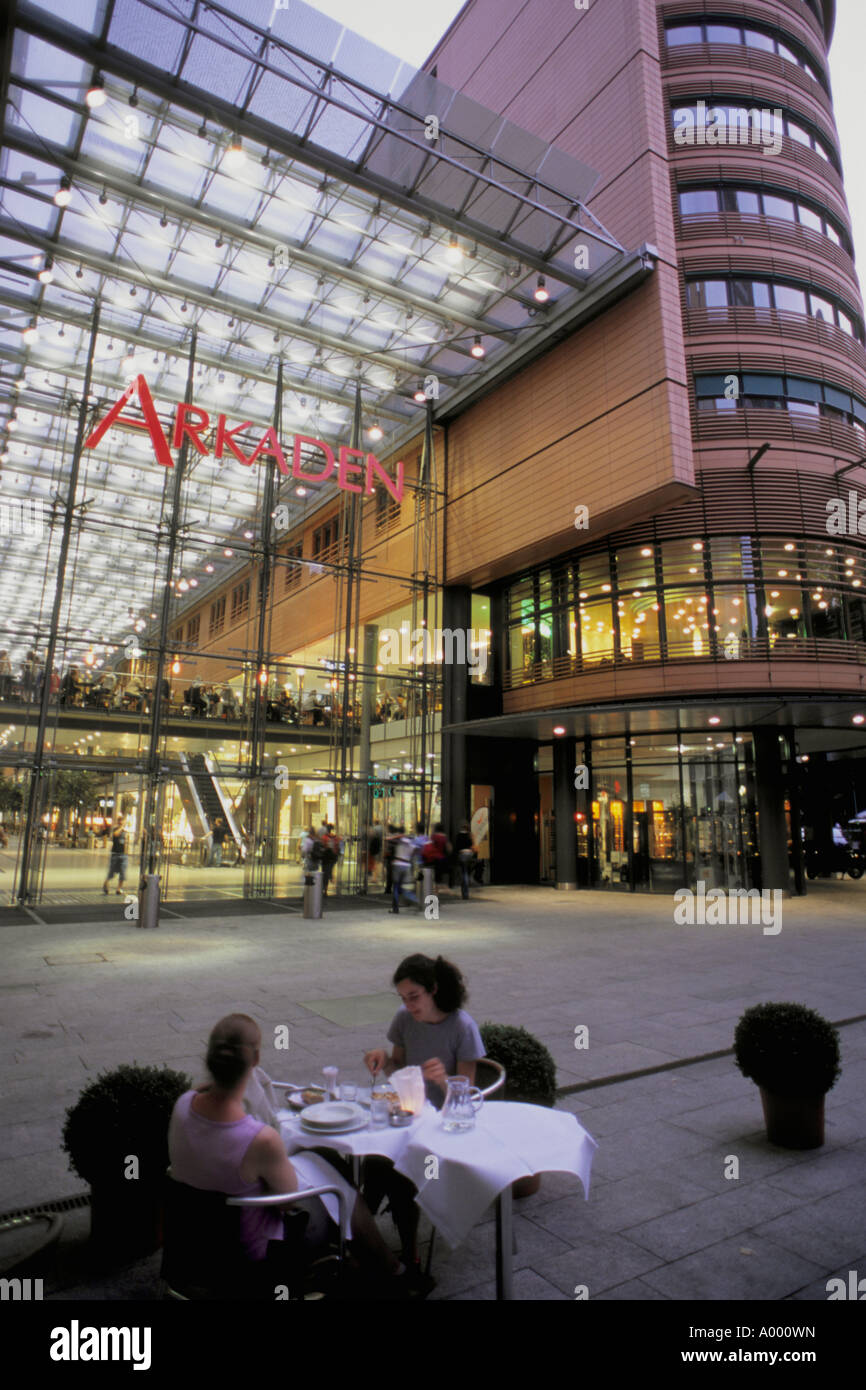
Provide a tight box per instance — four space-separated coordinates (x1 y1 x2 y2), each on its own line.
337 446 365 494
172 402 211 455
215 414 255 465
292 435 335 482
246 427 289 475
364 453 404 503
83 375 173 468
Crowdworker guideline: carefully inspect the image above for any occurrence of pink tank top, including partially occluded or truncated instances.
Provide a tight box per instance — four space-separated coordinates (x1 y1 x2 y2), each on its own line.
168 1091 283 1260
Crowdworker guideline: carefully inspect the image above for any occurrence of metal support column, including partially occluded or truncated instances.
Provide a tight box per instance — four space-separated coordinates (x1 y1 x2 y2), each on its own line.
17 305 101 904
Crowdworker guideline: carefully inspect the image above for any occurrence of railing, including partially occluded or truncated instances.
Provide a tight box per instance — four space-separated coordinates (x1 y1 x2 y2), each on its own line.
693 406 865 453
677 211 856 285
684 306 866 370
503 635 866 691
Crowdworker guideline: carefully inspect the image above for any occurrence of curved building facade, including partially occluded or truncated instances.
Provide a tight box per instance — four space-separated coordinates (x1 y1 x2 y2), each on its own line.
432 0 866 894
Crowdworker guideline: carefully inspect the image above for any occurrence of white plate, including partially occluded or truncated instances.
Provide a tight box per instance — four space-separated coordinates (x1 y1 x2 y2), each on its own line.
300 1101 365 1128
300 1113 369 1136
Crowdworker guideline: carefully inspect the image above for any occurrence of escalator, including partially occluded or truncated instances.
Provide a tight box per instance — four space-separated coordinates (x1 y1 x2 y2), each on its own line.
176 752 242 850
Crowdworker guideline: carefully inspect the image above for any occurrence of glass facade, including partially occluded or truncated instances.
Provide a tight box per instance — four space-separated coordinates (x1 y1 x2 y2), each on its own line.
504 536 866 687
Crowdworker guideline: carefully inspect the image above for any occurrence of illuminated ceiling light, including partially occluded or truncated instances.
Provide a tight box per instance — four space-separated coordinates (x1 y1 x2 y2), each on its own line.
85 75 107 108
295 486 307 497
552 725 566 736
225 135 245 166
413 383 427 403
534 275 550 303
641 547 652 557
692 541 703 551
224 548 233 557
205 563 214 573
244 530 253 539
21 322 38 345
471 335 485 358
368 422 383 441
447 234 462 261
38 257 54 284
54 176 72 207
784 543 795 551
708 716 721 726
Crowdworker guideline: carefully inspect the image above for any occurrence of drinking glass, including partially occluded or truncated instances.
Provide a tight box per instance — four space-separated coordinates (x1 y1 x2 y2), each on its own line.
323 1066 339 1100
341 1082 357 1103
370 1098 390 1129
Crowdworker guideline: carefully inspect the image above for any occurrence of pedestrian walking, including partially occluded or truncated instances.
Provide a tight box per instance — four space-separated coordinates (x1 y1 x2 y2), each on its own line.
390 825 419 914
101 816 129 896
454 820 474 900
209 817 228 867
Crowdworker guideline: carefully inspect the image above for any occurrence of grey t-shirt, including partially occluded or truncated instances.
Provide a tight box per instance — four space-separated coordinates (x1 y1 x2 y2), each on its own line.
387 1007 486 1105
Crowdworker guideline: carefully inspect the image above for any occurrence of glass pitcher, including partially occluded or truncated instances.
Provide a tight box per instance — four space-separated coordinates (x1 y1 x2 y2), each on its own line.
441 1076 484 1133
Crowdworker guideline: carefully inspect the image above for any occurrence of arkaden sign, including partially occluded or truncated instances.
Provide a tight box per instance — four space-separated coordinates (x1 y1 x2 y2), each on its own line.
83 375 404 501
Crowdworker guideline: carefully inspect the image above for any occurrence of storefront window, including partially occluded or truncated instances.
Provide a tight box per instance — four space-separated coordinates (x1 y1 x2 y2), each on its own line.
618 590 660 661
764 586 807 644
664 587 710 658
579 599 616 664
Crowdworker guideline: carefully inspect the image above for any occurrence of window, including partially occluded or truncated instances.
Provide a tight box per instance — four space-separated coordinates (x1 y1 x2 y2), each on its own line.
375 484 401 532
171 626 183 645
680 189 718 215
667 23 702 45
772 284 807 315
733 189 760 215
744 28 774 52
230 579 250 621
283 542 303 590
209 596 225 636
797 204 822 232
763 194 795 222
809 293 835 324
186 615 200 648
686 280 727 309
312 517 341 563
706 23 741 44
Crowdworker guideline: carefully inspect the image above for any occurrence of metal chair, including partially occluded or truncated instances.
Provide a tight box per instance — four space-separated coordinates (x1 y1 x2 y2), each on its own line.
423 1059 506 1276
161 1174 346 1301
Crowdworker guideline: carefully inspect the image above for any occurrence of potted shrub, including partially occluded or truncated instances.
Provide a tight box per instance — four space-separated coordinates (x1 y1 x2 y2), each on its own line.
480 1023 557 1196
62 1062 191 1263
733 1002 841 1149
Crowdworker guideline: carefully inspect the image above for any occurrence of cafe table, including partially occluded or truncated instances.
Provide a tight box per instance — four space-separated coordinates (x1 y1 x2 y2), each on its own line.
279 1101 597 1301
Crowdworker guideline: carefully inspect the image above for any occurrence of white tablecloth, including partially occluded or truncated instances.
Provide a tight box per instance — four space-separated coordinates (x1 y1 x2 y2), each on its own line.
278 1108 427 1163
395 1103 597 1248
279 1102 598 1252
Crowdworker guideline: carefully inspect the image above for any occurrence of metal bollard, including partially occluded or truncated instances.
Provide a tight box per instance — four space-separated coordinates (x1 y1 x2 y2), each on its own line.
139 873 160 929
303 870 323 919
419 864 435 905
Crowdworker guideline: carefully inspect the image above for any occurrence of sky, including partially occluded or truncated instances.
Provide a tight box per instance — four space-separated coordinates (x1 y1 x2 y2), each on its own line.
305 0 866 284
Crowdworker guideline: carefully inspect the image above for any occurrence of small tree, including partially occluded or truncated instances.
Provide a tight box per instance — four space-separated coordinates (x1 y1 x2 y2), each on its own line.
53 770 102 840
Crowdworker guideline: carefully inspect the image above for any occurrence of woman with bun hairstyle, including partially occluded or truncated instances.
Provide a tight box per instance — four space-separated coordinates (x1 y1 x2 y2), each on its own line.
168 1013 407 1286
362 955 485 1277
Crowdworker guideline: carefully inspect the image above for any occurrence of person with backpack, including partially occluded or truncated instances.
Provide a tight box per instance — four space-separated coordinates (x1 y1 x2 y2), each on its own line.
427 822 451 886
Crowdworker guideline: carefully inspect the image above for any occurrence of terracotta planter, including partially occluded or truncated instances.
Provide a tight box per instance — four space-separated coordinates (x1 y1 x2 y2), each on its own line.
511 1174 542 1199
759 1087 825 1149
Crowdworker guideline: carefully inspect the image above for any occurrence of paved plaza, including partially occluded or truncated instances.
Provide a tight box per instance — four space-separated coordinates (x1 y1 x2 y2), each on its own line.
1 881 864 1301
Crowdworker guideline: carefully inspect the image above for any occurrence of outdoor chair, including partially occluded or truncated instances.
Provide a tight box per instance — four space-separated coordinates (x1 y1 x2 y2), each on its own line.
161 1173 347 1301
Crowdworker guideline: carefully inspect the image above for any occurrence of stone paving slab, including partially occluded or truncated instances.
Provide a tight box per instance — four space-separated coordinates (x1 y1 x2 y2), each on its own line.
0 883 864 1300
